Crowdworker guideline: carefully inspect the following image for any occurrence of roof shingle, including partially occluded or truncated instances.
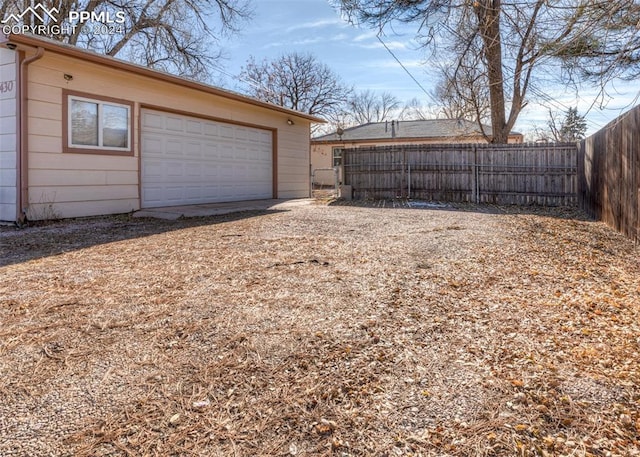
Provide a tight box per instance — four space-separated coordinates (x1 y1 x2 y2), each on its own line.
312 119 510 142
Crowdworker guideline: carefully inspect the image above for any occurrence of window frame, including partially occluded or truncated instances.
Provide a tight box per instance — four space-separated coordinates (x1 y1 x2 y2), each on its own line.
332 147 344 167
63 90 134 156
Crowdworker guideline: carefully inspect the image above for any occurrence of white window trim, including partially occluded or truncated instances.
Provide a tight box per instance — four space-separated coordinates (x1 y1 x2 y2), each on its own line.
67 95 131 152
332 147 343 167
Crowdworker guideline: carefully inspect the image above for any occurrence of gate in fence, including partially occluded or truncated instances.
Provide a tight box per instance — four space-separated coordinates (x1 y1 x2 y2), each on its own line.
342 143 578 206
311 167 339 198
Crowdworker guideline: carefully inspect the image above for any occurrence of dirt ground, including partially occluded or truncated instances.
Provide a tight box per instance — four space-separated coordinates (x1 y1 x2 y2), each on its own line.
0 201 639 457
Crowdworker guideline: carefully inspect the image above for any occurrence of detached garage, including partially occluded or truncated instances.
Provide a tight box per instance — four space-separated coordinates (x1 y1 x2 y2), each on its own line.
0 34 322 223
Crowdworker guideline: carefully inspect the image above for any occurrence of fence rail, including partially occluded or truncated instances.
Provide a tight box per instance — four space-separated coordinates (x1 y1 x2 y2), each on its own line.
343 143 578 206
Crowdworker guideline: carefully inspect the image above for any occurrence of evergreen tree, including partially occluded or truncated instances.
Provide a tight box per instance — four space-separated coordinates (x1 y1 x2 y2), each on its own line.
559 107 587 142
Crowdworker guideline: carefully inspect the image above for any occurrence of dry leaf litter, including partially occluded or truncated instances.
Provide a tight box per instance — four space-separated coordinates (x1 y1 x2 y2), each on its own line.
0 201 639 456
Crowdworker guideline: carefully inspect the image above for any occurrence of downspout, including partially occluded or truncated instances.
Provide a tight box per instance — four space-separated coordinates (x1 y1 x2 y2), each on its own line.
16 46 44 225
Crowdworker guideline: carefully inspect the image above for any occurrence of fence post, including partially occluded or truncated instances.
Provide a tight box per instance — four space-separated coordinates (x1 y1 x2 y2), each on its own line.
471 145 478 203
636 190 639 243
400 147 406 198
408 162 411 199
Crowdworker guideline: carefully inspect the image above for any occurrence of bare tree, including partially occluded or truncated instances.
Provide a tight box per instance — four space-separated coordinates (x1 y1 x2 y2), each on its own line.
347 90 400 124
398 97 435 120
333 0 640 143
239 53 351 122
1 0 251 79
434 57 491 125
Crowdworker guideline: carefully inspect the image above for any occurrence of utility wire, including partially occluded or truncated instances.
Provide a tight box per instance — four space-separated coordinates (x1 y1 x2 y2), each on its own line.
376 33 438 105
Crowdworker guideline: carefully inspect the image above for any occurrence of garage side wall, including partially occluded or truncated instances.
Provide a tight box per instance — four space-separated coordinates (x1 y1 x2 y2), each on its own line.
278 124 311 198
0 48 17 222
25 52 311 220
311 144 332 174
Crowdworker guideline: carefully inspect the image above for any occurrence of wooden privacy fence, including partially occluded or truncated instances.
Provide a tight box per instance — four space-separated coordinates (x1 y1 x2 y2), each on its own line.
579 105 640 242
343 143 578 206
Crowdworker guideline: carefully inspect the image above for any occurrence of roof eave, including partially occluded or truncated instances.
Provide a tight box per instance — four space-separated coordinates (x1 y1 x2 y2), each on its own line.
2 33 326 124
311 131 524 144
311 134 485 144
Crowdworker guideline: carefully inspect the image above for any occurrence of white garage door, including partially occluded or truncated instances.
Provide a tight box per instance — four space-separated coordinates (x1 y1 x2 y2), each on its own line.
141 109 273 208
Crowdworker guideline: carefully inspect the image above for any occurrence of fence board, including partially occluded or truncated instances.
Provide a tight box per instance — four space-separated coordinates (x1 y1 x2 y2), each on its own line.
343 143 578 206
579 105 640 242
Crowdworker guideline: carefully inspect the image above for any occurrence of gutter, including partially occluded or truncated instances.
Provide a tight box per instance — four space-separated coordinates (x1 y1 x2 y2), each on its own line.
7 34 325 125
16 46 44 225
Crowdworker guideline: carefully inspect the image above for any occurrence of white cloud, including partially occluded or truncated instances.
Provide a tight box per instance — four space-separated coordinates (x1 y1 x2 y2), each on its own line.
284 18 346 33
360 58 425 70
356 40 407 51
263 33 351 49
352 30 377 42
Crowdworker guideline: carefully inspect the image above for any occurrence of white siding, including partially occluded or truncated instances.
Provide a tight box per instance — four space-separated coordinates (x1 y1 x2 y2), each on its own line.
278 126 311 198
0 48 17 222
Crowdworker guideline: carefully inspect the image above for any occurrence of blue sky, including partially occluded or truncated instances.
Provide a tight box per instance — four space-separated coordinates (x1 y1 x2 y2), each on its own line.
215 0 640 136
215 0 426 100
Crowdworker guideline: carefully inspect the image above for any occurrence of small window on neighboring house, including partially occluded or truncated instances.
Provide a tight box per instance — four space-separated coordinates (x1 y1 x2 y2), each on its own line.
64 90 133 155
332 147 343 167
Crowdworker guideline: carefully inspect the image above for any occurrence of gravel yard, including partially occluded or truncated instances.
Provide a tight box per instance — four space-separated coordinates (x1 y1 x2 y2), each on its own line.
1 201 639 456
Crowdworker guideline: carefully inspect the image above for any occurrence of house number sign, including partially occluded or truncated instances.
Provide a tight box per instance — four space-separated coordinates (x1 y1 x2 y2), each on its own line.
0 80 14 93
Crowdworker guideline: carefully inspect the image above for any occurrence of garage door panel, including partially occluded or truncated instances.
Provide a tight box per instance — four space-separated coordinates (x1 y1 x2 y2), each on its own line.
142 186 164 204
236 127 249 141
219 125 235 139
185 140 201 152
141 109 272 208
202 163 218 179
142 112 164 130
165 116 184 132
235 145 248 160
185 163 203 178
186 120 202 135
202 185 221 199
249 168 269 181
166 163 186 178
184 186 202 200
165 139 184 157
203 123 218 137
220 145 235 159
219 186 234 199
142 161 164 179
164 186 185 202
219 163 233 176
204 143 219 159
142 135 163 153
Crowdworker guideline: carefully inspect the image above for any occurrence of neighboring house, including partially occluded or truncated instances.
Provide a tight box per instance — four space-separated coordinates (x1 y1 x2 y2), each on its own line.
0 34 323 223
311 119 523 180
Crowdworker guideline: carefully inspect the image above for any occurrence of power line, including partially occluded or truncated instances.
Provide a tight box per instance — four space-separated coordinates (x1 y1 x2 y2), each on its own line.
375 33 438 105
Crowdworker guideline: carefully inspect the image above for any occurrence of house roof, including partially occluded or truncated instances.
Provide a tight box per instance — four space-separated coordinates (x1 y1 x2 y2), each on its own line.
1 33 325 124
312 119 521 143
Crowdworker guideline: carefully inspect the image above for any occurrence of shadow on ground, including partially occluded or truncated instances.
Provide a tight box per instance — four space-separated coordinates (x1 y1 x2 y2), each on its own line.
0 210 284 268
329 198 593 221
2 199 595 268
